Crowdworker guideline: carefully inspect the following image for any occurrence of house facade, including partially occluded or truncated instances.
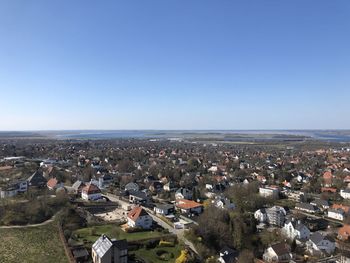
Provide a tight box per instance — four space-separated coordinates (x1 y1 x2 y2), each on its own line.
0 180 27 199
81 183 102 201
175 199 203 215
127 207 153 229
328 208 345 221
307 232 335 255
263 243 292 262
92 235 128 263
283 219 310 241
175 188 193 200
341 189 350 199
259 187 279 199
154 204 175 216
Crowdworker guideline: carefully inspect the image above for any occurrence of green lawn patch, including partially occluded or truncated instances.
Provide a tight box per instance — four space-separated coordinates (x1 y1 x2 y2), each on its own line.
0 224 69 263
133 245 182 263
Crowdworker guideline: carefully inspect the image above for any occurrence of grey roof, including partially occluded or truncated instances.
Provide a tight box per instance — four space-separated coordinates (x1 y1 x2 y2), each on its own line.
27 170 47 186
72 180 85 190
310 232 324 244
311 199 329 207
92 235 113 258
295 223 307 231
125 182 139 192
112 239 128 250
270 243 290 256
296 203 316 211
156 204 174 210
129 190 147 199
101 174 113 180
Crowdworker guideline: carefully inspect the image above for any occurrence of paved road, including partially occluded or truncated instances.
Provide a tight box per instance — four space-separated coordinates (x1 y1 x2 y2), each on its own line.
143 207 200 256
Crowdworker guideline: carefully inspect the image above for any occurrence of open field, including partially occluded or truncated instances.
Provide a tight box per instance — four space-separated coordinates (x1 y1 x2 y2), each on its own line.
0 223 68 263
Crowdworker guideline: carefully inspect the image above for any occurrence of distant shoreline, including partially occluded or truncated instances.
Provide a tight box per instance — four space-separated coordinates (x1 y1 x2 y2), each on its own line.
1 130 350 142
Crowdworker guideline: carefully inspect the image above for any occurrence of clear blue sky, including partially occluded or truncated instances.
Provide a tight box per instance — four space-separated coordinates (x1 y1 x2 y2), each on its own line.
0 1 349 130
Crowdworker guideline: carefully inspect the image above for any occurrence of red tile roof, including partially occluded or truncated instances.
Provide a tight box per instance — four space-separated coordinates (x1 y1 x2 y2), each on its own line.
338 224 350 240
332 204 350 214
47 178 58 188
176 199 203 210
82 183 101 194
127 206 148 222
321 187 337 193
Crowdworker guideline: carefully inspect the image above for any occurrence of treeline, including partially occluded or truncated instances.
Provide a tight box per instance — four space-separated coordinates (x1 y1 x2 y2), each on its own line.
0 193 68 225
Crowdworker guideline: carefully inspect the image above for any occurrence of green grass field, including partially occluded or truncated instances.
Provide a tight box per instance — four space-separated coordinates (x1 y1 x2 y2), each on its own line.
0 224 69 263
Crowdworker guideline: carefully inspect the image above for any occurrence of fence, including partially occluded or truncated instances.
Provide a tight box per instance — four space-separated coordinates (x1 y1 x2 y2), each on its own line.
57 223 76 263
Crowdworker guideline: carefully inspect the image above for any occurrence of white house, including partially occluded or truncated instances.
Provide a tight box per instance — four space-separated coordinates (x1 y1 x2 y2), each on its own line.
0 180 27 199
263 243 292 262
81 183 102 201
254 208 267 223
283 219 310 241
175 199 203 215
175 188 193 200
153 204 175 216
254 206 286 226
163 181 177 192
218 247 238 263
212 196 235 210
341 189 350 199
307 232 335 255
127 206 153 229
328 208 345 221
92 235 128 263
259 186 279 199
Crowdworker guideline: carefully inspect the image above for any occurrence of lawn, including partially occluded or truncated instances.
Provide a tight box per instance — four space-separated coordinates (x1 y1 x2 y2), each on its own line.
133 245 182 263
74 224 171 244
0 224 69 263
